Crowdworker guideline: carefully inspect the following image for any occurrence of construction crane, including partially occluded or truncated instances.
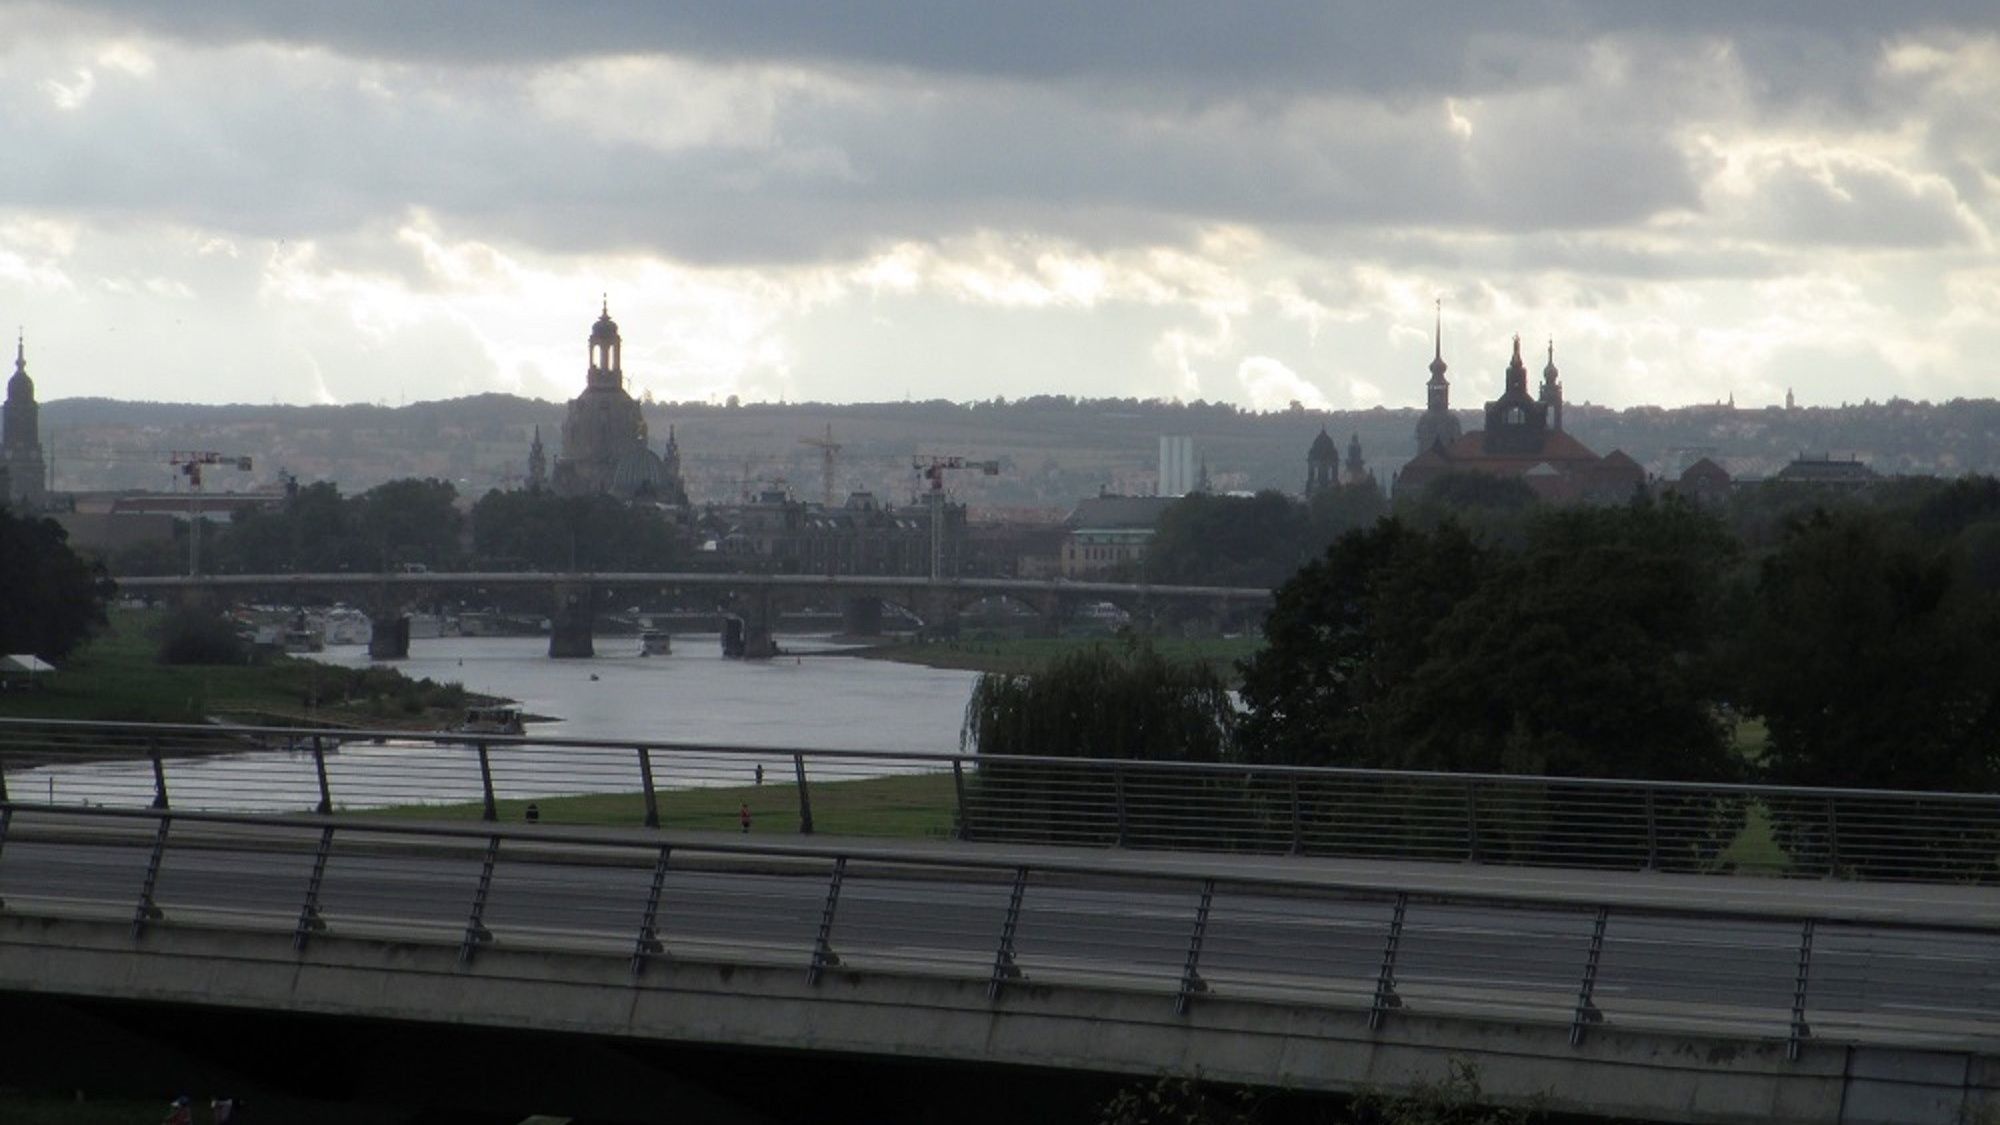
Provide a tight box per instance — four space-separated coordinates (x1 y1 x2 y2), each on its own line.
799 424 843 508
912 454 1000 580
170 451 254 576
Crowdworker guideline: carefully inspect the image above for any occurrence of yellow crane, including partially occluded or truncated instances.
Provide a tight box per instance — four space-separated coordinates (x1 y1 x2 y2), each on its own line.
799 424 842 507
169 450 254 576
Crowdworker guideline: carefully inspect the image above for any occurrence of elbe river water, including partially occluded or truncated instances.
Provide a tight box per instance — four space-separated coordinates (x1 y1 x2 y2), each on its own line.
19 634 982 813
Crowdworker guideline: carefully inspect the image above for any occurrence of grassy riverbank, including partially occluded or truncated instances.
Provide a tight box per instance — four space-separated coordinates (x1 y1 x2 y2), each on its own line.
0 609 482 729
369 771 960 838
852 633 1264 679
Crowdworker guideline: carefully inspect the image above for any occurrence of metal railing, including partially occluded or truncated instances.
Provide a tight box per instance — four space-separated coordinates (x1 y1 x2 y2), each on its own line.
3 717 1999 883
1 802 1996 1057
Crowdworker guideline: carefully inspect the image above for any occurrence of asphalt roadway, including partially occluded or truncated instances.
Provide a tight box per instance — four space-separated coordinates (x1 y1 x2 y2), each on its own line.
3 807 1998 1051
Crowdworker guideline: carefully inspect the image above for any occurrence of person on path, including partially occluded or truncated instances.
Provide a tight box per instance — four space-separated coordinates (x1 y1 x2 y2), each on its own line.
740 802 751 833
162 1095 193 1125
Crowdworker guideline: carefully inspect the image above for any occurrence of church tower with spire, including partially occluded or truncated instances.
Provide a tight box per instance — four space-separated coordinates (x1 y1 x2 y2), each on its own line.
1414 300 1464 455
526 426 547 490
1539 340 1564 433
4 334 47 510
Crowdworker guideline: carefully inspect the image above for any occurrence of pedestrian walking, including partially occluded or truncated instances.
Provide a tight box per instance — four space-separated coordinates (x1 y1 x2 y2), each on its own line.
739 802 751 833
754 763 764 785
162 1095 193 1125
211 1095 237 1123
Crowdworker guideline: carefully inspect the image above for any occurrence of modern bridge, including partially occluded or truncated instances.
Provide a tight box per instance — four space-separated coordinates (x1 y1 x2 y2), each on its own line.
114 570 1276 658
2 719 1996 1123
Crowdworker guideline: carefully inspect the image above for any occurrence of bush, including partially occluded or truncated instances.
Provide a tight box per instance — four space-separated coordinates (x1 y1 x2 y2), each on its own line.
154 608 248 665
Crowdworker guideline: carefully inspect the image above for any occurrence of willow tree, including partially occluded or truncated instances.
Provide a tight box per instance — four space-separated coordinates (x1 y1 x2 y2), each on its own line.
959 643 1238 846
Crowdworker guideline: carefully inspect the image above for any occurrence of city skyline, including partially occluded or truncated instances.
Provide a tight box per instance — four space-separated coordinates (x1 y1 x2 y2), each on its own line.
2 3 1997 411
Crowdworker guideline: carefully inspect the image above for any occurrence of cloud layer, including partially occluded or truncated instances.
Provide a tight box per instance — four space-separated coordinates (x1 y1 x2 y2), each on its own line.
1 3 1997 412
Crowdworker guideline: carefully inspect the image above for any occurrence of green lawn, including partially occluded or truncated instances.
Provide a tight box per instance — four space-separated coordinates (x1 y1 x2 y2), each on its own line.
366 770 961 839
0 609 478 728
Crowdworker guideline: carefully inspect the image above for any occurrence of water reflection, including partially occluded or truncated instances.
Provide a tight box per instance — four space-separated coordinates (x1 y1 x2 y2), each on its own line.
17 635 979 813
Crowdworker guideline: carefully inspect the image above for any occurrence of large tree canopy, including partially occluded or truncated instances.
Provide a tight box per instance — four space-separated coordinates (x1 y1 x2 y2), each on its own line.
1736 510 2000 793
1239 498 1740 782
0 510 112 662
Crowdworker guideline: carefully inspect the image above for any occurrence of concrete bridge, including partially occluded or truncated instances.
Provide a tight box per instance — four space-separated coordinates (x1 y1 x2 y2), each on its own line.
114 571 1274 659
0 804 1995 1124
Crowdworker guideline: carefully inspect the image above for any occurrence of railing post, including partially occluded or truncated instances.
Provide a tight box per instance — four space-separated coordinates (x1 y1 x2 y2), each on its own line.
459 835 501 965
1464 781 1482 863
148 736 169 811
631 844 672 975
1113 764 1130 848
1175 878 1216 1016
1288 776 1304 855
1788 919 1816 1061
310 735 333 816
476 740 497 822
294 825 335 951
952 759 972 842
0 807 11 909
806 856 845 985
131 814 172 938
1643 789 1659 871
1569 905 1610 1046
637 746 660 829
793 752 815 835
1824 797 1841 877
989 866 1029 1000
1369 892 1408 1031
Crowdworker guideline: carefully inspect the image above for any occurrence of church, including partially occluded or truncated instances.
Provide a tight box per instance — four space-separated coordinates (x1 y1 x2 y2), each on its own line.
3 334 47 511
1396 314 1644 504
534 301 689 505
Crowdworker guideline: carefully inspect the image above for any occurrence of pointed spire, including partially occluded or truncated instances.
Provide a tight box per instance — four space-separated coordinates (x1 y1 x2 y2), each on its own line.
1543 338 1559 381
1428 298 1449 383
13 330 22 372
1512 334 1522 362
601 293 608 318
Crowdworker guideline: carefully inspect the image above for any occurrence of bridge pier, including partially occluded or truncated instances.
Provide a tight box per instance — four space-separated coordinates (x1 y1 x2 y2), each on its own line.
842 595 884 638
740 589 777 660
550 583 595 659
367 613 410 660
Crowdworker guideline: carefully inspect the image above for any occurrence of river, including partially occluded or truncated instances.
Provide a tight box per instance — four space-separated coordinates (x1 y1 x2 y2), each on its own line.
17 635 983 813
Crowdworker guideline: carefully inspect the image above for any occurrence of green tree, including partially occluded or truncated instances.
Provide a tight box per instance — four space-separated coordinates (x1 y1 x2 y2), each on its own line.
354 478 463 569
1236 518 1486 769
1739 510 2000 792
471 489 678 570
1145 491 1310 588
962 642 1239 846
0 510 112 662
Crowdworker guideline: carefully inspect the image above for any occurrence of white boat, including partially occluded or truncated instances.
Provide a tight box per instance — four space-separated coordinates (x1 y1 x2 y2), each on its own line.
640 631 673 656
454 705 524 736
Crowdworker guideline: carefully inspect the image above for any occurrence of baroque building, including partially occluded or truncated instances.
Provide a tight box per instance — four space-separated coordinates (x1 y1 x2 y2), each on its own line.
1397 334 1644 504
3 335 47 510
1413 304 1464 456
548 301 689 505
1304 427 1339 496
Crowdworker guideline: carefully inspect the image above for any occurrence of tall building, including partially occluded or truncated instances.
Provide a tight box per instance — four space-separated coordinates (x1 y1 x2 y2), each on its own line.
1414 302 1464 455
1158 434 1195 497
3 334 47 510
548 300 689 505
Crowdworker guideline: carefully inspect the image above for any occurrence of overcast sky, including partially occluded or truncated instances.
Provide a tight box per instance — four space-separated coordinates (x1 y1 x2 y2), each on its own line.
3 2 1997 412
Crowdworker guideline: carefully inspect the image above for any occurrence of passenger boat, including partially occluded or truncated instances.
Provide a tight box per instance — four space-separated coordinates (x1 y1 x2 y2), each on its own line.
639 630 673 656
454 705 524 736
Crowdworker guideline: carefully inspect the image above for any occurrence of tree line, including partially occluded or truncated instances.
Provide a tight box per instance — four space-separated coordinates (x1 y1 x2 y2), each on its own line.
104 480 683 576
966 473 2000 873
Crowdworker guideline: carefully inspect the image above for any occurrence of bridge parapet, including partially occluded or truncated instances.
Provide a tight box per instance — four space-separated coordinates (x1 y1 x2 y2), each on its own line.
0 804 1996 1124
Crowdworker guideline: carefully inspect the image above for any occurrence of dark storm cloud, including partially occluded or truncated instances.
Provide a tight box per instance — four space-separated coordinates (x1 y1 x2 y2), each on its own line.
42 1 2000 96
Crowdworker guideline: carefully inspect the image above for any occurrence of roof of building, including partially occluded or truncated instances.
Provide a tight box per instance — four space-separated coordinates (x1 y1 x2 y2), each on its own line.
1067 494 1177 529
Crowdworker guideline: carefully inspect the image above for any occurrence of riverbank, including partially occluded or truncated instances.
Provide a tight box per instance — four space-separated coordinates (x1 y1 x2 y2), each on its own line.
850 634 1263 679
0 609 490 731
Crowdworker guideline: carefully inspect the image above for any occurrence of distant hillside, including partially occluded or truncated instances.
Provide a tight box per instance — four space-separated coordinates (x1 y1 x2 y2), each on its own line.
36 394 2000 511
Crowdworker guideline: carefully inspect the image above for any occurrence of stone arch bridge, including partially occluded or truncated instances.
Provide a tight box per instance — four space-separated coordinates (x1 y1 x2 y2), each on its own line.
113 571 1274 659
